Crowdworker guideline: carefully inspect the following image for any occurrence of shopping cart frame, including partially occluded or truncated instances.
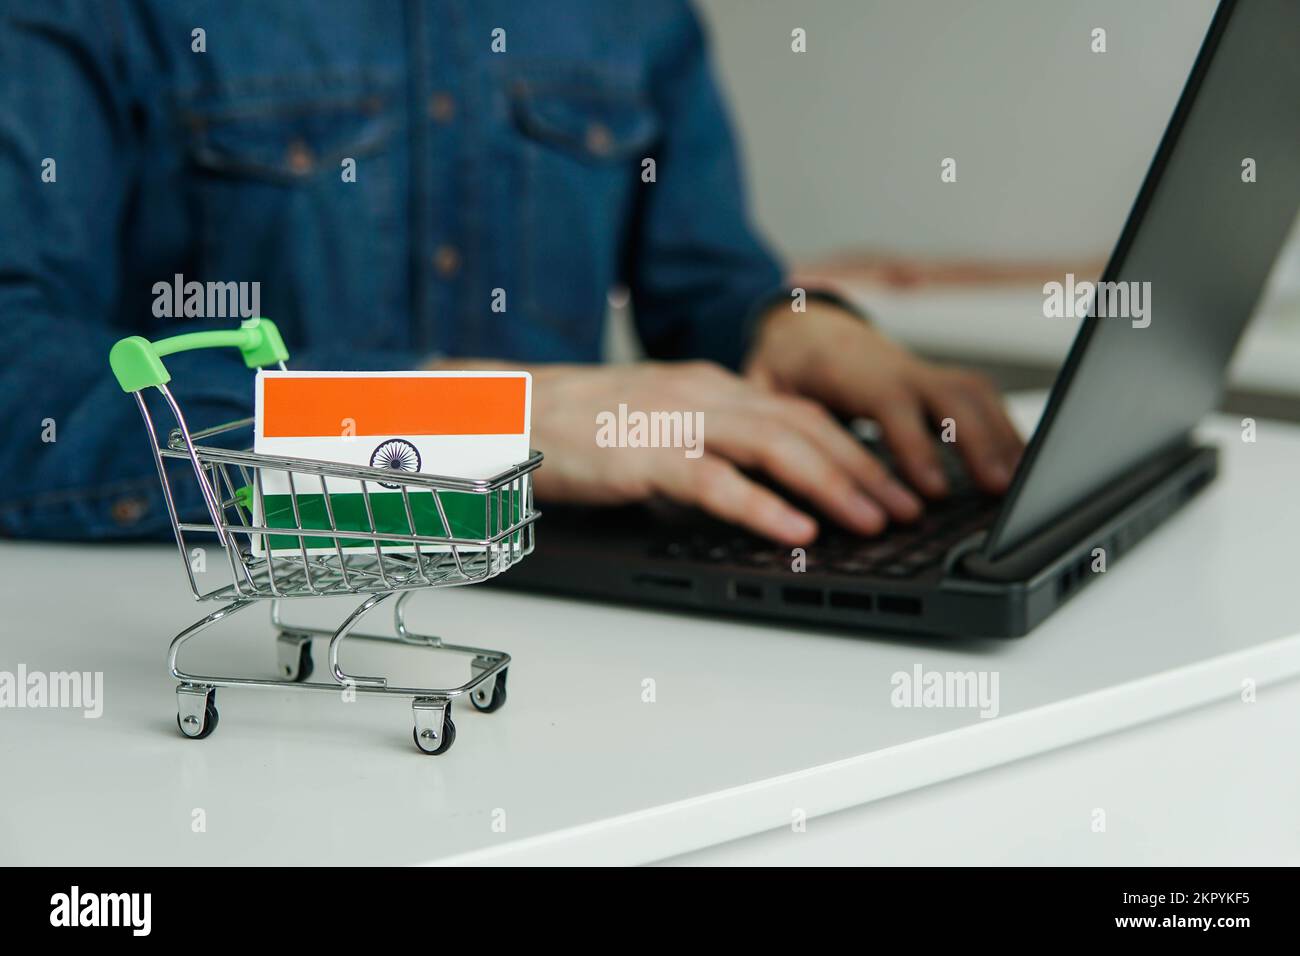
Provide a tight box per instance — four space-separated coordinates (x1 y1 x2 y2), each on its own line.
109 318 541 754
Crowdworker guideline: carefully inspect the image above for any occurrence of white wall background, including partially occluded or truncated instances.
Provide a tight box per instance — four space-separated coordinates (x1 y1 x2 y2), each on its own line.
695 0 1219 261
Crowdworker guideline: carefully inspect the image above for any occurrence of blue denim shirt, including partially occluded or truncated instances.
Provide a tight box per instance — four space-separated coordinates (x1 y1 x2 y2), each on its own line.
0 0 783 539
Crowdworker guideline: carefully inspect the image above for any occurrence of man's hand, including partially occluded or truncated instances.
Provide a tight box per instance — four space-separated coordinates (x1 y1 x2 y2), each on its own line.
440 302 1023 546
528 361 923 546
745 301 1024 499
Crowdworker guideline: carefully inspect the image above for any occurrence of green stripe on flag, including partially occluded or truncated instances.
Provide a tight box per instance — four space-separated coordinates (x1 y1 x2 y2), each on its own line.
259 491 516 551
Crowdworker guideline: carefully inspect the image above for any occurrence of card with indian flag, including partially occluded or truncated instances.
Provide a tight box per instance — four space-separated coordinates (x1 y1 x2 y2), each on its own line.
252 370 531 554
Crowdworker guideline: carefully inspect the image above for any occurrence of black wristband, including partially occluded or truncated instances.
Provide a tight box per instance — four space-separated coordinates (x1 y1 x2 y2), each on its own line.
796 286 871 323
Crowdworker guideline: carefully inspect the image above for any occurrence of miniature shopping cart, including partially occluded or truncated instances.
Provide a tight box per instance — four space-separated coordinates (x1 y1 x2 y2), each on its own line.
108 318 541 754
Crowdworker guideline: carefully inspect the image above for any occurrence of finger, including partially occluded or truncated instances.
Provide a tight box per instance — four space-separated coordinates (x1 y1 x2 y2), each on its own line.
707 417 889 535
763 395 923 522
968 380 1026 469
652 455 818 546
931 391 1010 492
873 394 948 498
922 375 1022 493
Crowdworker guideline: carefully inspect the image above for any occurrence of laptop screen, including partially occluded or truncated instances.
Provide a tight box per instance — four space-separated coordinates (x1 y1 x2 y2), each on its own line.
984 0 1300 559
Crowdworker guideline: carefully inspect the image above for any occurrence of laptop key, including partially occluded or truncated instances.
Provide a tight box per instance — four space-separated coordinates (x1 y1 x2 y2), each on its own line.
900 550 938 571
830 558 875 573
856 541 901 561
650 540 688 560
879 562 917 577
911 545 948 567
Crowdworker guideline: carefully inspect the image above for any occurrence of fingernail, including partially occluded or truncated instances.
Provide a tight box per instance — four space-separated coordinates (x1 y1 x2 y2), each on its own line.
879 483 923 520
923 466 948 495
847 494 887 531
782 512 818 542
985 461 1010 488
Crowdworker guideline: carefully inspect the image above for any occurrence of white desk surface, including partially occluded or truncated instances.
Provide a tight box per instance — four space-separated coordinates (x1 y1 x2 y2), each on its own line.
846 284 1300 398
1 397 1298 866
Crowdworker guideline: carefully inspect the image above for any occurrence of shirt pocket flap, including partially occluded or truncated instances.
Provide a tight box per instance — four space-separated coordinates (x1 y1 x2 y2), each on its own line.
510 79 659 162
181 90 395 182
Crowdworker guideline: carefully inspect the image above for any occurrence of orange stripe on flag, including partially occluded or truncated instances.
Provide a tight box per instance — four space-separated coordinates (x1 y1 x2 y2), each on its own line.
262 376 526 437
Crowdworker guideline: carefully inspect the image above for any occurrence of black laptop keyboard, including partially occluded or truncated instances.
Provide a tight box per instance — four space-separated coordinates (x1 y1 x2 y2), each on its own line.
648 438 1001 578
649 493 997 578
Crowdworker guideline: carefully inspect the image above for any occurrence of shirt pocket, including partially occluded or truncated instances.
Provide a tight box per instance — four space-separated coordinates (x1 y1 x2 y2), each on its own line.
506 69 660 351
176 79 407 353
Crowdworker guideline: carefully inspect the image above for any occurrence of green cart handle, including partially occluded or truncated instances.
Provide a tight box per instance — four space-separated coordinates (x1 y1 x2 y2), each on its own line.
109 317 289 393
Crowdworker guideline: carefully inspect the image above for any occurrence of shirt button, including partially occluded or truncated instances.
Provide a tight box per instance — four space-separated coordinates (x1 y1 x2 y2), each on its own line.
111 495 148 526
286 138 315 175
433 245 461 277
427 92 456 124
585 122 614 157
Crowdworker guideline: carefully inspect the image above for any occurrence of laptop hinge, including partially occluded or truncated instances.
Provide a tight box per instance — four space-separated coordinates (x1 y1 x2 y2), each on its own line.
955 439 1208 583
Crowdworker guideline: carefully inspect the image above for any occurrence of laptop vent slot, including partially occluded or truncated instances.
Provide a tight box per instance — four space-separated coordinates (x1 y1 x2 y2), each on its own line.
781 586 824 607
633 573 693 592
1056 553 1100 599
828 591 873 612
878 594 922 616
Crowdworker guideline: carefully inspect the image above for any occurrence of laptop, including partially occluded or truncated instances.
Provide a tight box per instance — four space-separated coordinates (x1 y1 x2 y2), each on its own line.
501 0 1300 638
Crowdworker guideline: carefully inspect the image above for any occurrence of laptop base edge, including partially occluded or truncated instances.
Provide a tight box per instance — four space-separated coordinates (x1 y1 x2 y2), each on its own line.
496 444 1219 640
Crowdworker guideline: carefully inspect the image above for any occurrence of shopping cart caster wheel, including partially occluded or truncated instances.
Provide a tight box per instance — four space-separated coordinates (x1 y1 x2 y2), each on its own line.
289 643 313 682
277 633 313 682
470 669 508 713
413 714 456 755
177 693 219 740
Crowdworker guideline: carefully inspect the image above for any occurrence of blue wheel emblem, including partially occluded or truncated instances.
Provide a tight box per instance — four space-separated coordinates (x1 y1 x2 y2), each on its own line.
370 439 421 489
